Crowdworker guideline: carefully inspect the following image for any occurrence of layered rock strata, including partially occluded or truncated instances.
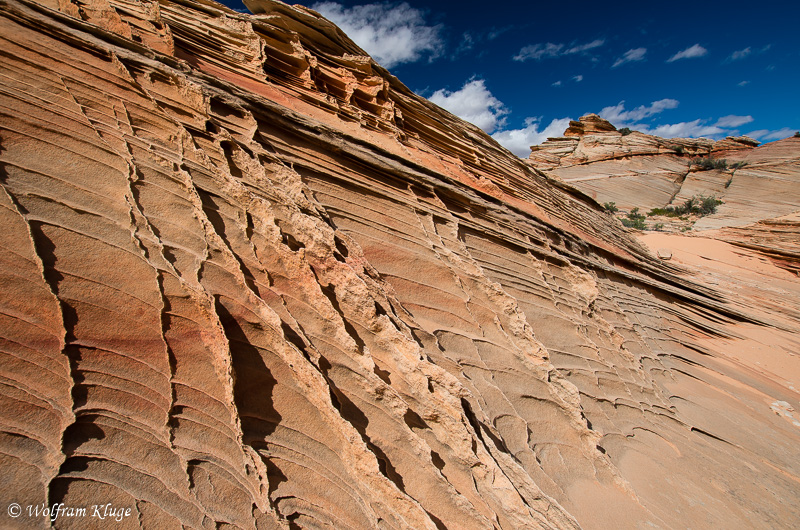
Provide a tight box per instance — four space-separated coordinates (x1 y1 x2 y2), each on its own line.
529 114 800 274
0 1 798 529
530 114 800 228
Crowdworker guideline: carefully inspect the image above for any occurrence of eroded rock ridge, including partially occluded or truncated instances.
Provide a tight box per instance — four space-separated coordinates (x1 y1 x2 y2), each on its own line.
0 1 798 529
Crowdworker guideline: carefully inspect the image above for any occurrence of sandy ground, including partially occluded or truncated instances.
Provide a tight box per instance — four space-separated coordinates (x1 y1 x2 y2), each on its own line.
639 233 797 283
639 233 800 427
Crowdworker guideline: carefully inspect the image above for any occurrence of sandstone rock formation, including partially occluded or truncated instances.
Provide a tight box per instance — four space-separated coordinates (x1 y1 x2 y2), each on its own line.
703 212 800 275
528 114 800 272
529 114 800 225
0 1 798 529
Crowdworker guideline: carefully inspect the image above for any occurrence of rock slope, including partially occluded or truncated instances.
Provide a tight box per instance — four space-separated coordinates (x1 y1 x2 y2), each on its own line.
530 115 800 228
0 1 798 529
529 114 800 274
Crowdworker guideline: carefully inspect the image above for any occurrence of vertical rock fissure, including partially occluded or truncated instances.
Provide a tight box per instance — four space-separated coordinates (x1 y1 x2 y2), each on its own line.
0 176 72 507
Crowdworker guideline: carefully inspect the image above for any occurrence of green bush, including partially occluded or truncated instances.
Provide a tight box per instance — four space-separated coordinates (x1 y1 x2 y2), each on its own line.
619 127 633 136
724 176 733 188
674 145 685 155
698 195 722 215
647 195 722 217
621 207 647 229
730 161 748 170
603 202 619 213
794 131 800 138
621 217 646 229
691 157 728 171
683 196 699 213
676 195 722 215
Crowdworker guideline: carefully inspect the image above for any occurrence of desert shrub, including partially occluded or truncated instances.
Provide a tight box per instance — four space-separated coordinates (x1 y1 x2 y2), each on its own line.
603 201 619 213
674 145 685 155
794 131 800 138
682 196 699 213
648 195 722 217
691 157 728 171
621 217 646 229
619 127 633 136
621 207 647 229
676 195 722 215
653 208 680 217
698 195 722 215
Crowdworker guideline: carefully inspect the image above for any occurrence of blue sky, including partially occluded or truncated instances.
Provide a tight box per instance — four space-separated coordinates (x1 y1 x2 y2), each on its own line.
224 0 799 156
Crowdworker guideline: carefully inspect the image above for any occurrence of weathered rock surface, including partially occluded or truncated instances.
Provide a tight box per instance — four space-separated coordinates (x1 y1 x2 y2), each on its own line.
0 2 798 529
563 114 617 137
703 212 800 274
529 115 800 226
528 114 800 274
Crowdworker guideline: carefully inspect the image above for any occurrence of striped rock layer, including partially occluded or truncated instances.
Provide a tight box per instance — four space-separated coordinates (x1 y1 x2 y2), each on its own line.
529 114 800 231
0 0 798 528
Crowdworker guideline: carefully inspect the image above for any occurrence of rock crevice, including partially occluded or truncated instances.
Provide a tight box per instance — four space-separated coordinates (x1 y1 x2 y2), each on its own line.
1 1 798 529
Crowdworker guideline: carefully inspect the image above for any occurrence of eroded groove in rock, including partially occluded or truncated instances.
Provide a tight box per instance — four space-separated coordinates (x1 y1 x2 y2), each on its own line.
0 0 798 528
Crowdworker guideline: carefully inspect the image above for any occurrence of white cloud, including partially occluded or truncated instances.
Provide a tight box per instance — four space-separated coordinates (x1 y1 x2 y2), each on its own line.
455 32 475 54
491 117 573 157
552 80 562 87
747 128 796 141
643 121 725 138
428 79 508 132
738 80 750 87
487 27 509 40
572 75 584 82
599 99 679 125
513 39 604 61
513 42 563 61
729 47 751 61
667 44 708 62
715 115 754 128
565 39 605 54
428 79 573 157
745 129 767 139
728 44 771 62
312 2 442 68
612 47 647 68
597 100 756 139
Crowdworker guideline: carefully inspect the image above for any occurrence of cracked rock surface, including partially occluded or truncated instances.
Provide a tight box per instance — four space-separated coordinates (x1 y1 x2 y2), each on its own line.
530 114 800 227
0 1 798 528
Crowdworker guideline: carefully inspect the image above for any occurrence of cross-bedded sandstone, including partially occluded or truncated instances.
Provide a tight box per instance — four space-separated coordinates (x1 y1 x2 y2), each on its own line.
0 1 798 529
